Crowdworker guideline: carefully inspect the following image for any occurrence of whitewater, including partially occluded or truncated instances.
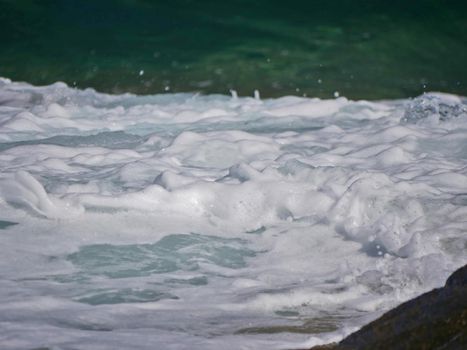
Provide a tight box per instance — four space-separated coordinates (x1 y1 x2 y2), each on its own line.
0 77 466 349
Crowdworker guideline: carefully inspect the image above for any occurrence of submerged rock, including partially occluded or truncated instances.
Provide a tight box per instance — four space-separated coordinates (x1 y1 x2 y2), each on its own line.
309 264 467 350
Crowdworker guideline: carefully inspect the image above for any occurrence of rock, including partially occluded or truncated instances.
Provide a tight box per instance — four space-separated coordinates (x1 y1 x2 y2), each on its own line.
309 264 467 350
445 264 467 287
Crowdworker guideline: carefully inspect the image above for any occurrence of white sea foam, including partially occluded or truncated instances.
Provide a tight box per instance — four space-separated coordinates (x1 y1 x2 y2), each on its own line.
0 78 466 349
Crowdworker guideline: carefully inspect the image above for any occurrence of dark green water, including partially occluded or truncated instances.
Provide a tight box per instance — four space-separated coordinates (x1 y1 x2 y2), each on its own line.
1 0 466 99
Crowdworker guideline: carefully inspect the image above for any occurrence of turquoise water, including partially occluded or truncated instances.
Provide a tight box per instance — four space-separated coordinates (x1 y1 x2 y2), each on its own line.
67 233 255 279
1 0 466 99
64 234 254 305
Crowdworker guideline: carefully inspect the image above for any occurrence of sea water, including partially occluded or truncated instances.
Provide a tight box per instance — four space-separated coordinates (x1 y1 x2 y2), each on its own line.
0 78 466 349
1 1 466 99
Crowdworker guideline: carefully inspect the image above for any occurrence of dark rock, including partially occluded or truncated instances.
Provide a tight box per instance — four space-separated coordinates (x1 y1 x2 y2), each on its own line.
308 264 467 350
446 264 467 287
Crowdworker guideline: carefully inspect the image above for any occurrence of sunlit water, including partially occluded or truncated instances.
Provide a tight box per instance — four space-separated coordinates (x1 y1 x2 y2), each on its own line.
0 78 466 349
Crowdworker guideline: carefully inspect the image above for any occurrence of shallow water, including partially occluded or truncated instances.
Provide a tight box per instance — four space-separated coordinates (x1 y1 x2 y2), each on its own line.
0 78 466 349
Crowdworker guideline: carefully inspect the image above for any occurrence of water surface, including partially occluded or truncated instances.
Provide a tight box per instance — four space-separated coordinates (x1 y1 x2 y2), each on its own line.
1 0 466 98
